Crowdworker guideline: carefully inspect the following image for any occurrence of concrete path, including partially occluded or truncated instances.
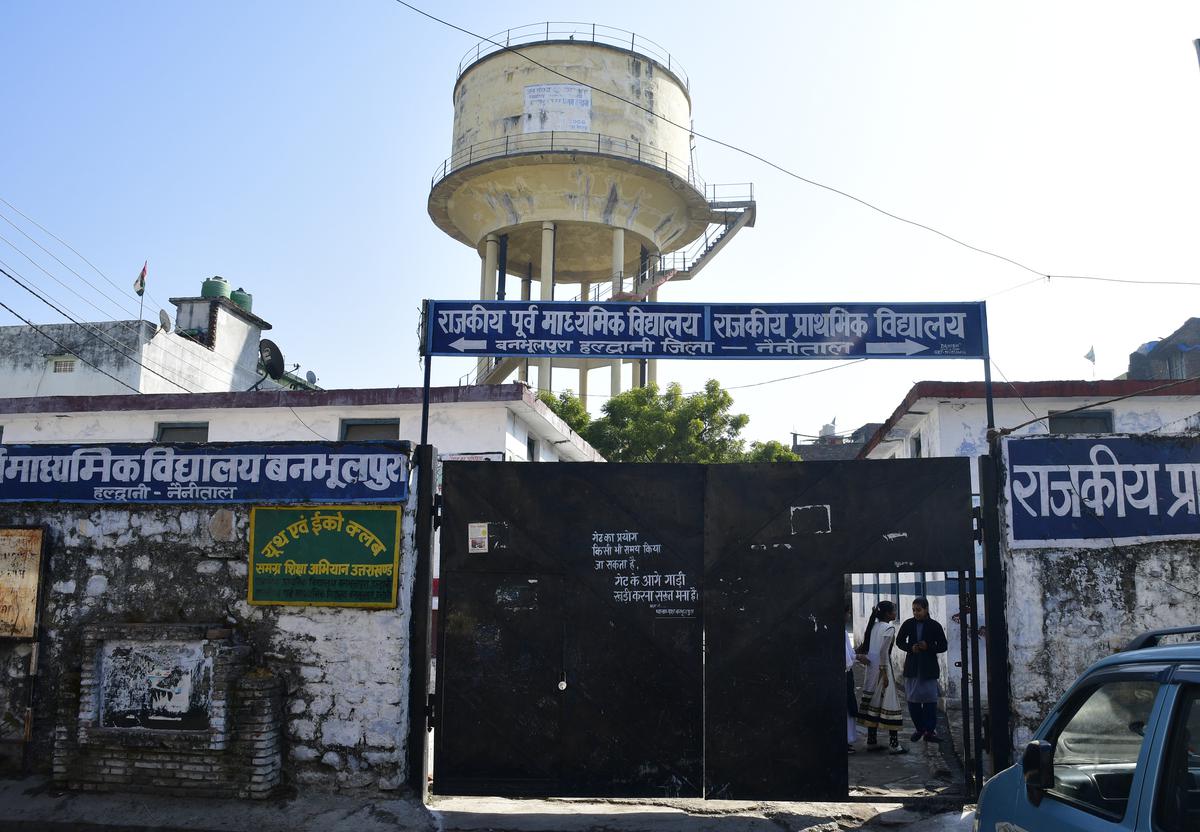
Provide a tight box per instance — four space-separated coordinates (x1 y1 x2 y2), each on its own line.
0 775 975 832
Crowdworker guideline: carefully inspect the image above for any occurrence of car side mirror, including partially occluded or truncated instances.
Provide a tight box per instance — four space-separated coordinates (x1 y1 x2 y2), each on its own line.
1022 740 1054 805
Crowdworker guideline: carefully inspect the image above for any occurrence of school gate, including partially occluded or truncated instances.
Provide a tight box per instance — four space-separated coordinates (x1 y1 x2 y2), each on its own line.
432 458 975 800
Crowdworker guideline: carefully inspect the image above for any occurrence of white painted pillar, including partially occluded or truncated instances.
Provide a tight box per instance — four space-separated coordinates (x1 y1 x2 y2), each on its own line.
577 279 592 399
610 227 624 396
519 274 531 383
476 234 500 382
648 283 659 388
482 234 500 300
538 222 555 391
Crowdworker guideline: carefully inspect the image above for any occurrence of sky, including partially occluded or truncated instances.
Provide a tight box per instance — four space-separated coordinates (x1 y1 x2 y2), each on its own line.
3 1 1200 444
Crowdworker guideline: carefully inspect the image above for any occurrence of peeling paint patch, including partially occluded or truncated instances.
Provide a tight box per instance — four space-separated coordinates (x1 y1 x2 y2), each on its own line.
791 505 831 535
883 532 909 542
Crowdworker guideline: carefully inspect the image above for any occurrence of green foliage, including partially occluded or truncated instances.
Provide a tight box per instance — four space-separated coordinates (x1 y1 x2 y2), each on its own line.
584 380 751 463
538 381 802 464
536 389 591 436
745 439 802 463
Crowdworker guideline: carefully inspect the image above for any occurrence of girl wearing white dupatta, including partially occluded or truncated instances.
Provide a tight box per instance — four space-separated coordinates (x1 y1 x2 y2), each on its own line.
856 600 907 754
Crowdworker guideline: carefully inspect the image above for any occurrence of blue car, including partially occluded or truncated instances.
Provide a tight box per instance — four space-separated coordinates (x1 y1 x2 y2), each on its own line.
975 626 1200 831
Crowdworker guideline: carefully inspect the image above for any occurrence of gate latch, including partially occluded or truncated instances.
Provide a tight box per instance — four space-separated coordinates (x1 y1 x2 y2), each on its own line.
557 672 567 692
432 494 444 531
425 693 438 728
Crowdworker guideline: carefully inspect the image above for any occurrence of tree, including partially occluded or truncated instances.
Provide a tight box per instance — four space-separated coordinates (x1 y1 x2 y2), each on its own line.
746 439 801 463
536 389 591 436
584 380 751 463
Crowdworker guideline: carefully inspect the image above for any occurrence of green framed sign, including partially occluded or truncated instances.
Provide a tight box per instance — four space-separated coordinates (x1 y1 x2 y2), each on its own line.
248 506 402 608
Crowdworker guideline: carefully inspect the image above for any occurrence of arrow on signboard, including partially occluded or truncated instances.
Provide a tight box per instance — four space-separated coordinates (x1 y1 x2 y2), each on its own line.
865 339 929 356
449 337 487 352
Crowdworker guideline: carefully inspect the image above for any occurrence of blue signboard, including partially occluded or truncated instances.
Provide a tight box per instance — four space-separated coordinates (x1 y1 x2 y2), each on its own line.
425 300 986 360
0 442 411 505
1005 435 1200 547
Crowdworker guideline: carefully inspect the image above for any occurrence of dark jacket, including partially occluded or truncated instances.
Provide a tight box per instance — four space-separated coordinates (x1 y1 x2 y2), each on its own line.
896 617 948 680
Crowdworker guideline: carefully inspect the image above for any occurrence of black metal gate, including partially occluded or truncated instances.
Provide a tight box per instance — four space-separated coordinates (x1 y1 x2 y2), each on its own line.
433 458 974 800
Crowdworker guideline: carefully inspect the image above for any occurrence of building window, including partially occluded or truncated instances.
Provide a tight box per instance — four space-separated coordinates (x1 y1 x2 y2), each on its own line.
1048 409 1114 435
52 358 76 374
910 434 922 458
156 422 209 443
526 435 539 462
340 419 400 441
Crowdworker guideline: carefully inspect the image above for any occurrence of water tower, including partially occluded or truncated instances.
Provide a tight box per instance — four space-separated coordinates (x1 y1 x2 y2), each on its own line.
428 22 756 397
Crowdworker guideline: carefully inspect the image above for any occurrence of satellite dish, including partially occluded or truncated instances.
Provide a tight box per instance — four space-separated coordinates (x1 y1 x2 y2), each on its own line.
158 309 172 333
305 370 317 385
258 339 286 380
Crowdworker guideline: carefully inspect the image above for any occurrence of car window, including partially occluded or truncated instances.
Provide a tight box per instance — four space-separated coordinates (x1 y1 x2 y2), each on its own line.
1155 684 1200 832
1049 679 1160 820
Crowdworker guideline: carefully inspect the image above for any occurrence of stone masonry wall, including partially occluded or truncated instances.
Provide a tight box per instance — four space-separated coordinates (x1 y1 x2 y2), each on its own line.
1002 541 1200 749
0 492 418 793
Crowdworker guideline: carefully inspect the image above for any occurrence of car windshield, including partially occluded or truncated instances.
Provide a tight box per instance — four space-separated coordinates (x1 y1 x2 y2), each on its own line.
1055 680 1158 765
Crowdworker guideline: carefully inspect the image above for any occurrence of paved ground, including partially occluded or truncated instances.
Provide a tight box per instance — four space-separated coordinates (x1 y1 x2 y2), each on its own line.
0 775 975 832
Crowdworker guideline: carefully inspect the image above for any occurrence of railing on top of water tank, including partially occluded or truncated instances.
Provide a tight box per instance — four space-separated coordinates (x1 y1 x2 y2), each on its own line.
456 22 690 91
430 130 705 195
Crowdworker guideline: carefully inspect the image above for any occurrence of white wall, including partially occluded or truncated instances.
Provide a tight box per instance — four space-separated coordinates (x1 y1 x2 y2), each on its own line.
0 396 598 462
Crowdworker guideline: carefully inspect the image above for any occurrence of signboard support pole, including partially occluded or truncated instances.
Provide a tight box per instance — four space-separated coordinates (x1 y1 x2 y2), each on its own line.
420 299 433 448
977 302 1013 773
420 356 432 447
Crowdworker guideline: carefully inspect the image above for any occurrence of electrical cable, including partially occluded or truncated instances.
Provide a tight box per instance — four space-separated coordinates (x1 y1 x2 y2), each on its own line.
0 209 143 322
287 406 332 440
0 299 141 394
0 232 277 388
394 3 1200 291
1 264 199 393
997 373 1200 437
0 195 170 313
0 254 236 393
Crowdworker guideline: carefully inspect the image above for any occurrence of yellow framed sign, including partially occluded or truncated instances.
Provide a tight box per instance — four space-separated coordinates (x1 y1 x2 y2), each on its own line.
0 527 44 639
248 506 402 608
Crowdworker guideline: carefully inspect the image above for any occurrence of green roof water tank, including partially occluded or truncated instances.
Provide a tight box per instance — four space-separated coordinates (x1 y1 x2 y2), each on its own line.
202 275 231 299
230 287 253 313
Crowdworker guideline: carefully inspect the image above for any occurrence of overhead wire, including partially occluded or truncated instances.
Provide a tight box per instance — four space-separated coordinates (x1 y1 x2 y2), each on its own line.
0 195 170 314
0 299 140 394
1 264 199 393
0 222 277 389
394 2 1200 293
0 250 239 393
996 373 1200 437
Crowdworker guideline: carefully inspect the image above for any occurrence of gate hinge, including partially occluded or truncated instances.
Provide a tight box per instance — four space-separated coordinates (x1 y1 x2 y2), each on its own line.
425 693 438 728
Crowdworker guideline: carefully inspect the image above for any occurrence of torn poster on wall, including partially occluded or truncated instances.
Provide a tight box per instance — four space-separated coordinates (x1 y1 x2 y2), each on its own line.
100 640 213 730
0 527 43 639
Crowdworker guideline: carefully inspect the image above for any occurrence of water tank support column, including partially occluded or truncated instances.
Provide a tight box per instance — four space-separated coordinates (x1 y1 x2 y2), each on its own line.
519 264 532 383
496 234 509 300
648 284 659 387
478 233 500 381
610 226 624 396
538 223 555 391
579 277 592 399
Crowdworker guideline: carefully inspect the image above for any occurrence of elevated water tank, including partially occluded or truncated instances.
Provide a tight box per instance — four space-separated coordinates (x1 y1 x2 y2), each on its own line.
428 23 711 284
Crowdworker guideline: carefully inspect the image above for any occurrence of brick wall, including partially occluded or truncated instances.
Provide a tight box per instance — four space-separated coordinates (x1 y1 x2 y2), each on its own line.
0 496 418 794
51 623 283 798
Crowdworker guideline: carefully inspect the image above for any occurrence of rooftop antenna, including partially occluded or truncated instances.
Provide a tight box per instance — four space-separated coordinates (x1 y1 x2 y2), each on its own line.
250 338 286 390
305 370 318 385
157 309 172 334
